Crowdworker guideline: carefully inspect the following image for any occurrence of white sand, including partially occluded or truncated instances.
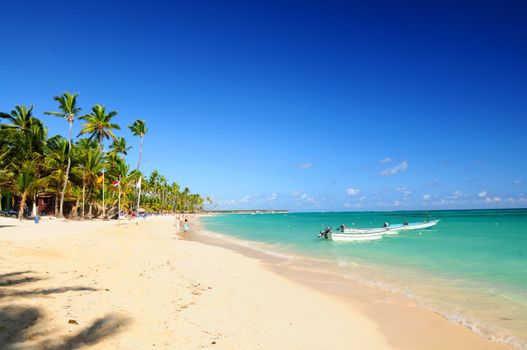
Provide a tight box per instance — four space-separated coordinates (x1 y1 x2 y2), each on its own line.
0 216 512 349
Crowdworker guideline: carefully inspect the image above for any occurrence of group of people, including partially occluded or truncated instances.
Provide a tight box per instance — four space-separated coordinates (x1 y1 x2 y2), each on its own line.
175 215 190 239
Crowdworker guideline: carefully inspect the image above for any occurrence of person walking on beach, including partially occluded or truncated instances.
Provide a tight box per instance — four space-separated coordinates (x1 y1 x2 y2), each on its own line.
183 218 189 240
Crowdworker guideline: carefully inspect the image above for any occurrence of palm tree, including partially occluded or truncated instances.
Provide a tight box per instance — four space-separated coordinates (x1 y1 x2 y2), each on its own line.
1 106 47 218
128 120 147 212
44 136 69 215
83 147 104 218
78 105 120 218
109 137 131 156
79 105 120 148
45 92 81 217
128 119 147 170
0 105 38 132
14 160 41 220
73 139 104 219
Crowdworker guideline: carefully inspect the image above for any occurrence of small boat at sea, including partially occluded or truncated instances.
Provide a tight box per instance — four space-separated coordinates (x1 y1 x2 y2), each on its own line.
341 226 389 234
318 227 386 241
384 220 439 234
318 220 439 241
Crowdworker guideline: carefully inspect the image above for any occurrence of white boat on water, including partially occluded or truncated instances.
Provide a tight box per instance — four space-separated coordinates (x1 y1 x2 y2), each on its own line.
342 227 388 234
318 227 386 241
330 231 385 241
385 220 439 234
318 220 439 241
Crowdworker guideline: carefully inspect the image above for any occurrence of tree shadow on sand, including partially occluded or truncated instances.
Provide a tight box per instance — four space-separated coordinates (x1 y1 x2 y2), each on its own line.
0 270 45 287
0 271 131 349
0 271 95 299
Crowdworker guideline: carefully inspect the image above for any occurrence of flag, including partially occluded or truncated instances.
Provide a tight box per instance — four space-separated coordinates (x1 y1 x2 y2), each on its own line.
112 180 120 188
136 176 142 190
97 175 104 184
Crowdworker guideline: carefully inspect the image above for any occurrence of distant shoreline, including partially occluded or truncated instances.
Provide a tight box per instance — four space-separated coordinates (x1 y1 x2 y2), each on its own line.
207 209 288 214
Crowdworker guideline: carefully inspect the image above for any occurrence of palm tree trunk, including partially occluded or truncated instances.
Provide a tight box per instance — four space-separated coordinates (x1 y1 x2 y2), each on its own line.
71 197 79 218
135 137 143 212
136 184 141 212
137 136 143 170
58 120 72 218
54 192 59 215
18 192 27 220
88 185 93 218
82 181 86 220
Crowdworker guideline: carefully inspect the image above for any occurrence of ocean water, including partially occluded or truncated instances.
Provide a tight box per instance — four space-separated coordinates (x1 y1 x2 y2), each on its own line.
201 210 527 349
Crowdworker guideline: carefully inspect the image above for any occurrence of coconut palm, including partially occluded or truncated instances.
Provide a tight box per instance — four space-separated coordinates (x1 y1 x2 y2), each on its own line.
109 137 131 156
78 105 120 148
128 120 147 211
44 136 69 215
14 160 41 220
1 107 47 218
45 92 81 217
0 105 46 156
0 105 39 132
128 119 147 170
88 148 105 218
75 143 104 218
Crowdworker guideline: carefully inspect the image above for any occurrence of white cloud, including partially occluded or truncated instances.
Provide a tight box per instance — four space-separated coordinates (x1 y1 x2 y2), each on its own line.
359 195 367 202
448 190 463 199
423 194 431 200
395 186 412 196
485 196 502 203
478 191 488 198
393 200 401 207
239 195 252 203
290 190 319 205
513 179 523 184
299 162 313 169
346 187 361 196
267 192 278 202
427 179 442 187
380 161 408 176
379 157 392 164
218 199 237 206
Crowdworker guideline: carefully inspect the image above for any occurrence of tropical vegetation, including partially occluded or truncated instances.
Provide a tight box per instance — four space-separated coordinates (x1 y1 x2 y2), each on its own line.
0 93 210 219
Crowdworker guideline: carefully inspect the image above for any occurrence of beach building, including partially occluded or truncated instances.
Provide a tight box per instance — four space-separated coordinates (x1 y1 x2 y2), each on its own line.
0 191 72 217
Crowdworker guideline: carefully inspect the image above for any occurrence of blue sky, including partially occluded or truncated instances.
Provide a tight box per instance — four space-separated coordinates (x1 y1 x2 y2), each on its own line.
1 0 526 211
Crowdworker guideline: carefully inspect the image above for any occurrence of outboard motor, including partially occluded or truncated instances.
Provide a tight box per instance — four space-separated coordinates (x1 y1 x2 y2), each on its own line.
319 226 332 240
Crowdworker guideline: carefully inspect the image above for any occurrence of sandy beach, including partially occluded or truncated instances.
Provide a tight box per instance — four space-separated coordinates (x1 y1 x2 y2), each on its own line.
0 216 513 349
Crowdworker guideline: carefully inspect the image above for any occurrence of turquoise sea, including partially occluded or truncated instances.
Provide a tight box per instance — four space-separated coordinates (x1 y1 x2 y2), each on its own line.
202 209 527 349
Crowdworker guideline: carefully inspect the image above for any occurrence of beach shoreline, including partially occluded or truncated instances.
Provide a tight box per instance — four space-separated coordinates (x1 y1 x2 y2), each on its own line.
192 218 516 350
0 215 514 349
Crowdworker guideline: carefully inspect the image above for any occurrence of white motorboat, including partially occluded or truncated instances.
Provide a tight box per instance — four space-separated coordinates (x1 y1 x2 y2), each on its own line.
342 227 389 234
318 227 385 241
318 220 438 242
330 231 385 241
387 220 439 233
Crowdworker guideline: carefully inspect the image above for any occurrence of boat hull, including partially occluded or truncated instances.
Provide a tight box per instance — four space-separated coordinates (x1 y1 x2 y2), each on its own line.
330 232 384 241
342 227 388 234
389 220 439 231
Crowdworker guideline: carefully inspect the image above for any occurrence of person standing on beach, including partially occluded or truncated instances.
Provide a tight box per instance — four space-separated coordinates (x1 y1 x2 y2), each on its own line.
175 216 181 233
183 218 189 240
